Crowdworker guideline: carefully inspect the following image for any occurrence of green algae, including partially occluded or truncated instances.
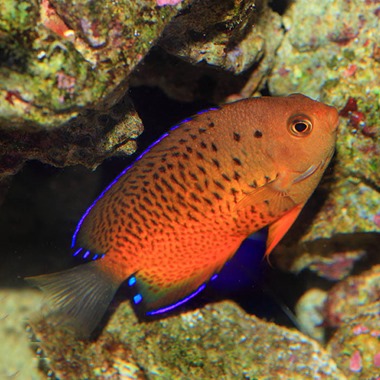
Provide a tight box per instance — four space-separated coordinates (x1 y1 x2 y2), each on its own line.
0 0 182 128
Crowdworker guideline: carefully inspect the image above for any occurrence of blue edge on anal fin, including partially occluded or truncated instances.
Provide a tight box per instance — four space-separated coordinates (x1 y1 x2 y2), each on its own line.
128 273 220 316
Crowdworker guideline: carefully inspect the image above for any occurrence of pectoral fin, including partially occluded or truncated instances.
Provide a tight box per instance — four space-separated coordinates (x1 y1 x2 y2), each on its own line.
265 203 304 256
235 182 296 216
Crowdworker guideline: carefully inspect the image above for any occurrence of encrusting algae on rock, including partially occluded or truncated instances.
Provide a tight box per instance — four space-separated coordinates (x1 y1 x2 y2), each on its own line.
27 93 339 336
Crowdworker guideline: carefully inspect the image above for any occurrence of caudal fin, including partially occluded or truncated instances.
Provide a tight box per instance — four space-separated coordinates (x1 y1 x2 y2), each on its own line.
26 262 121 336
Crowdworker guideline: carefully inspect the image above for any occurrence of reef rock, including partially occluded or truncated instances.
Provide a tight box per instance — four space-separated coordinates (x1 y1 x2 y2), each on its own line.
0 0 186 176
29 301 345 379
269 0 380 278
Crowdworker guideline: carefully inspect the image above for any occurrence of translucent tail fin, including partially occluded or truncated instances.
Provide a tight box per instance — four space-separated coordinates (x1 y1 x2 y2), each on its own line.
26 262 121 336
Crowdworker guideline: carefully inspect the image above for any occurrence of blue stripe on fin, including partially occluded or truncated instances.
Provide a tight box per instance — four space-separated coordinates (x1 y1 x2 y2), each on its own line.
133 294 143 304
146 284 206 316
128 276 137 286
73 248 83 257
72 248 105 262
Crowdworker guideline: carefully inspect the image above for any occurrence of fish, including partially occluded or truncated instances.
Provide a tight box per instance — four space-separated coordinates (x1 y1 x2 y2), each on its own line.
27 94 339 335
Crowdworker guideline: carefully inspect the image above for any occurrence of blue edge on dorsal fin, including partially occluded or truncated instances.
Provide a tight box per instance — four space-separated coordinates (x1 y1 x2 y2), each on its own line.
72 247 105 262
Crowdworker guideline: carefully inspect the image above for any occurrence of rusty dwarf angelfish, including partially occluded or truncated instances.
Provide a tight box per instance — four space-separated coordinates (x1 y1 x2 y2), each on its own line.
28 94 339 334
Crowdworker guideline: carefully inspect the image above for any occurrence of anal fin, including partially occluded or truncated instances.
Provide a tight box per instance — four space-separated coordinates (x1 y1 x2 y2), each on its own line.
128 261 228 316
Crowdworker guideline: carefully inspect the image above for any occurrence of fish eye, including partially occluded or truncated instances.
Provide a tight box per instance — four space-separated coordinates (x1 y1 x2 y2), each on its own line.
288 115 313 137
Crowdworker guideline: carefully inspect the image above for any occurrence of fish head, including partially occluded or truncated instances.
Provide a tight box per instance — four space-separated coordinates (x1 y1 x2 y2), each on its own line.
257 94 339 199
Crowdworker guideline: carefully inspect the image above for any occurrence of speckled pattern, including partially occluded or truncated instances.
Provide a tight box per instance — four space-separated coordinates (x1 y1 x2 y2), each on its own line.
72 95 337 313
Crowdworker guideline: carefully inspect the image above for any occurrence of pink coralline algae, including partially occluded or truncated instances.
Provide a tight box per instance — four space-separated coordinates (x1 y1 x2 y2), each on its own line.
374 352 380 367
352 324 369 335
156 0 183 6
349 350 363 372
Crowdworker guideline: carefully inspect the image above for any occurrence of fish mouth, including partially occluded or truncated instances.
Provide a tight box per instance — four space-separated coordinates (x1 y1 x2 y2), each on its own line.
292 160 324 184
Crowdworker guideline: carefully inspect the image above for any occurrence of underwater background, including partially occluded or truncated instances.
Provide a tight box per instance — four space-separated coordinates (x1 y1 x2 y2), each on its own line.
0 0 379 378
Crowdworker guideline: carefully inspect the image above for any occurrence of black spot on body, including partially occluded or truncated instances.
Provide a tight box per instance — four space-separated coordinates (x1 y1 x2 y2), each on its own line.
232 157 242 166
222 173 231 181
211 143 218 152
199 128 207 134
143 196 153 206
196 151 204 160
187 211 200 222
179 139 187 144
155 183 164 193
209 122 215 127
213 180 225 190
203 197 213 205
190 192 201 202
200 141 207 149
195 183 204 192
189 171 198 181
186 146 193 153
233 132 241 142
212 159 220 168
197 165 206 174
170 174 186 191
233 171 241 181
254 130 263 138
212 192 222 200
161 178 174 193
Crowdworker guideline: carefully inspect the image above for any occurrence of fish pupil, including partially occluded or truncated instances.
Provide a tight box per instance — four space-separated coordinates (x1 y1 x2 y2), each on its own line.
294 122 308 132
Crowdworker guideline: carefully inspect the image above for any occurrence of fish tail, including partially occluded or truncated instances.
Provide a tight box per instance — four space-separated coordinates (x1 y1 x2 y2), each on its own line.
26 261 121 336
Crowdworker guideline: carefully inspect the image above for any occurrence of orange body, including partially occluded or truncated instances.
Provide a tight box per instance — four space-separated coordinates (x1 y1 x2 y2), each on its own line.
29 94 339 334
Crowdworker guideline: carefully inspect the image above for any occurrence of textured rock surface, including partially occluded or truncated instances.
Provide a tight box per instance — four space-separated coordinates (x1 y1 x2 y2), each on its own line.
132 0 283 102
328 305 380 379
324 265 380 329
0 290 43 380
1 0 379 378
29 301 345 379
0 0 186 176
326 266 380 378
269 0 380 276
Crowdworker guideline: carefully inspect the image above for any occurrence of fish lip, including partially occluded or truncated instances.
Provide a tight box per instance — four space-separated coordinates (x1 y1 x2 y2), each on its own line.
292 160 324 184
